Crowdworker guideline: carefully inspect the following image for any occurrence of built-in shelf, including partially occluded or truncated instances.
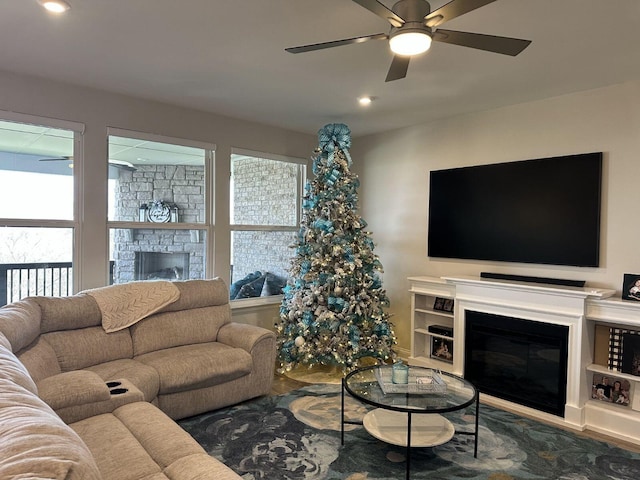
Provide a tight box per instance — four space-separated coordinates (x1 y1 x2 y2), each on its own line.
408 276 456 373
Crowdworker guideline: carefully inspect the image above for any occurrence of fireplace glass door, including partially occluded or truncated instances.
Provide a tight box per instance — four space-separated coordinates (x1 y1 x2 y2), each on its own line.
464 310 569 417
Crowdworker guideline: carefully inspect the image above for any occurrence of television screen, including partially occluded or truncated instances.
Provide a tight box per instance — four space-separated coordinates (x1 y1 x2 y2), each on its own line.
427 152 603 267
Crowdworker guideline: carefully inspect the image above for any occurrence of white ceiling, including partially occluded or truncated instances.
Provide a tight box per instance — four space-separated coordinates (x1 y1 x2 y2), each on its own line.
2 0 640 136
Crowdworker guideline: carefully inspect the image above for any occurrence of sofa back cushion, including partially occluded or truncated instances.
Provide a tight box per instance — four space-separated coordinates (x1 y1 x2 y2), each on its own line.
16 336 62 382
0 299 41 353
131 305 229 356
159 278 230 313
131 278 232 356
43 327 133 372
32 294 102 333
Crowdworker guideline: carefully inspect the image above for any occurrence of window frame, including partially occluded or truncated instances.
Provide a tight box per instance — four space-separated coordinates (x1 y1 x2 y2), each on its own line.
0 110 83 294
229 147 307 305
106 127 216 282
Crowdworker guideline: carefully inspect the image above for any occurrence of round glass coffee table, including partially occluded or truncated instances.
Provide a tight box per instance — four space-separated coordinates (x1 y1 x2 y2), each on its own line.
342 364 478 480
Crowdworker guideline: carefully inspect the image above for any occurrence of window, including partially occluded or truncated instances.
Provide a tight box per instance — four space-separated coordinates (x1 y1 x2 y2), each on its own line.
107 129 214 285
0 113 81 305
230 149 306 300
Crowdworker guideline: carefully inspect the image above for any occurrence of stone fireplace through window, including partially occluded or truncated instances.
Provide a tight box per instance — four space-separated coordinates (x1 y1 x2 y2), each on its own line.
135 252 190 281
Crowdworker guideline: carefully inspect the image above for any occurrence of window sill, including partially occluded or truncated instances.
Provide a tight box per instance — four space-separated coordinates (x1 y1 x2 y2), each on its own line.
230 295 283 310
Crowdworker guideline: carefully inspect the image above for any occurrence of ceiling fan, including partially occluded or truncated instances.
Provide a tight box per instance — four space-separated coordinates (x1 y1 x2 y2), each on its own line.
38 156 137 171
286 0 531 82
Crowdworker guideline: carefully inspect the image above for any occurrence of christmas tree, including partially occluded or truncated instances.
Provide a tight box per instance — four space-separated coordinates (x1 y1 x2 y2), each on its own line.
276 123 396 372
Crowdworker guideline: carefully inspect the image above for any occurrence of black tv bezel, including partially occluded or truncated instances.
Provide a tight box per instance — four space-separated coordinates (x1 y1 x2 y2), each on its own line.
427 152 603 267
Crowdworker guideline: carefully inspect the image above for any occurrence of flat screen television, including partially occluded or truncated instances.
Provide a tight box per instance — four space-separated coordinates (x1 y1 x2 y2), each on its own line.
427 152 603 267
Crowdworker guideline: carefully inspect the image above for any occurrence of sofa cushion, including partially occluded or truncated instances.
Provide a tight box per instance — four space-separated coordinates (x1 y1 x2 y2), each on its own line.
43 326 134 371
16 335 62 382
32 294 102 332
0 343 38 394
55 378 145 425
0 299 41 353
86 359 160 402
71 401 240 480
135 343 252 395
131 305 229 356
37 370 111 411
159 277 230 313
0 379 101 480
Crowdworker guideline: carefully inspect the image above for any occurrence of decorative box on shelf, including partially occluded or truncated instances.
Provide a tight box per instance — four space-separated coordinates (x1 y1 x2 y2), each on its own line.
375 368 447 394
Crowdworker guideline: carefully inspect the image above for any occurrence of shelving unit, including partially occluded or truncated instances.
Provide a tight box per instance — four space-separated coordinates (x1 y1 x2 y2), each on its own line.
408 276 456 372
584 297 640 442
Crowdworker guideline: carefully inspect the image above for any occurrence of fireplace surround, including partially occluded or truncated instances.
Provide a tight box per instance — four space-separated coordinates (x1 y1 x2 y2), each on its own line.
409 275 640 446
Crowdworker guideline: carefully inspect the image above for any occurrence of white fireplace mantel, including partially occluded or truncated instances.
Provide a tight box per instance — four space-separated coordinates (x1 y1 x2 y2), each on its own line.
408 275 640 445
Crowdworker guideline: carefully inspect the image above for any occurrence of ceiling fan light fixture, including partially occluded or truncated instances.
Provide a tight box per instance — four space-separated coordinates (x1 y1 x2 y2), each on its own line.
389 30 432 56
38 0 71 14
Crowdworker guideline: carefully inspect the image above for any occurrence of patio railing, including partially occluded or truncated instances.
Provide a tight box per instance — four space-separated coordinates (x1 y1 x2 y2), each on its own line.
0 262 73 307
0 261 115 306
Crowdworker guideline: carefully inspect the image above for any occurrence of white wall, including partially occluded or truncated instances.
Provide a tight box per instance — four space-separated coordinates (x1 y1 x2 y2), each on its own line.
353 81 640 355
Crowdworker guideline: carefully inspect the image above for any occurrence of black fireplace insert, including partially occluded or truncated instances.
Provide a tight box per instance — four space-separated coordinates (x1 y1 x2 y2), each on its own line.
464 310 569 417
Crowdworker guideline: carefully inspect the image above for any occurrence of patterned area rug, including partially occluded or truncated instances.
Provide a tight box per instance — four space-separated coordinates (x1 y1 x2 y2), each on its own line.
179 384 640 480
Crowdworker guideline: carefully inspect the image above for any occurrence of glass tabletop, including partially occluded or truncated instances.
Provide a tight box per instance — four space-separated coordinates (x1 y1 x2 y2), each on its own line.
344 365 477 414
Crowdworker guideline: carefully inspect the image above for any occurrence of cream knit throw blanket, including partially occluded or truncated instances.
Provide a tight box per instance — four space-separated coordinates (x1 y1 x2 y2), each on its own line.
83 281 181 333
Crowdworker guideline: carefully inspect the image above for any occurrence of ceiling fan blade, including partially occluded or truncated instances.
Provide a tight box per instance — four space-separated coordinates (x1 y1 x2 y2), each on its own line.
385 55 411 82
433 29 531 56
352 0 406 27
286 33 388 54
108 159 137 172
425 0 497 27
38 155 136 171
38 156 71 162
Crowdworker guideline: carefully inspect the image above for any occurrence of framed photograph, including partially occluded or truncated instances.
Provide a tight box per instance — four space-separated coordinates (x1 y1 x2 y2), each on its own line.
433 297 446 311
622 273 640 302
622 333 640 377
591 373 631 406
433 297 454 313
430 336 453 363
442 298 454 313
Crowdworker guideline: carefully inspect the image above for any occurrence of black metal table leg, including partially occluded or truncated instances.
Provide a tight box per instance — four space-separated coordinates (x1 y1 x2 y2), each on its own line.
341 378 345 445
406 412 412 480
474 391 479 458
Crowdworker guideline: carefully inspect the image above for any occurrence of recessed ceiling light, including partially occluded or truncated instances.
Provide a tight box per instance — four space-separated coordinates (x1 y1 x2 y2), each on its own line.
38 0 71 14
358 96 374 106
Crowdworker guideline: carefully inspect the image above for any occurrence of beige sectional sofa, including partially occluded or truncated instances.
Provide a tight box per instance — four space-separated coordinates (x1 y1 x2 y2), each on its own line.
0 278 277 479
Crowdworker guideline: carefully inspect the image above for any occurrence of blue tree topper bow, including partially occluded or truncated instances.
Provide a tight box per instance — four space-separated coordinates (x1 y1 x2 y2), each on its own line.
318 123 352 166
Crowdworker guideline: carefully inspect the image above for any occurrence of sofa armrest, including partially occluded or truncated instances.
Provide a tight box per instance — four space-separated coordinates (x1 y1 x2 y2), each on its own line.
37 370 111 411
217 322 276 353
